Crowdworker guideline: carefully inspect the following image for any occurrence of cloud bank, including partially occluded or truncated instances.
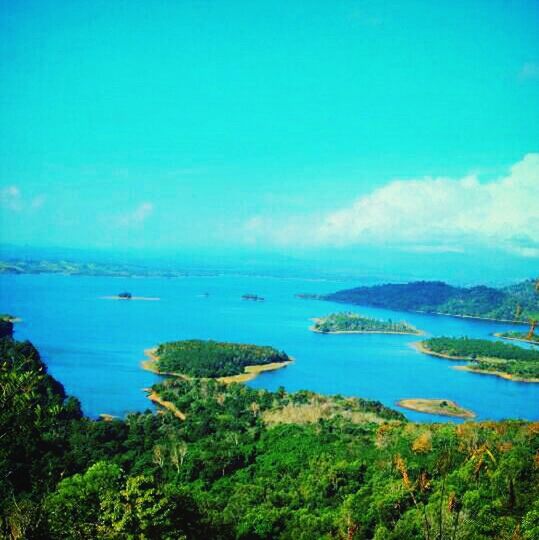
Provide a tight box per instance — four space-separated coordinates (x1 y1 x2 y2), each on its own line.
0 185 45 212
115 202 154 227
244 153 539 257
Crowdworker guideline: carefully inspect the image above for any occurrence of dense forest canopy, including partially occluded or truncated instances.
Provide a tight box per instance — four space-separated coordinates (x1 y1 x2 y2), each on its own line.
155 340 290 378
322 279 539 322
1 334 539 539
422 337 539 380
313 312 421 334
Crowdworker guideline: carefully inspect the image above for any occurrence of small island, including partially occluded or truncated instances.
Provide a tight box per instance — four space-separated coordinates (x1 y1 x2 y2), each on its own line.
416 337 539 382
311 312 422 335
494 331 539 346
101 293 160 301
397 398 475 419
242 293 265 302
142 339 292 382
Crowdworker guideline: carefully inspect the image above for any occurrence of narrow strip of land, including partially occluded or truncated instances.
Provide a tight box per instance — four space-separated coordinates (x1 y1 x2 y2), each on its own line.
397 398 475 419
452 365 539 383
494 332 539 346
413 338 539 383
144 388 186 420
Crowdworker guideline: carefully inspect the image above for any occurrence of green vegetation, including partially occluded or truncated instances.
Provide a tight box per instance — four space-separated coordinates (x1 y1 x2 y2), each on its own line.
312 312 421 334
0 315 14 339
421 337 539 381
154 339 290 378
1 334 539 539
497 331 539 345
319 279 539 323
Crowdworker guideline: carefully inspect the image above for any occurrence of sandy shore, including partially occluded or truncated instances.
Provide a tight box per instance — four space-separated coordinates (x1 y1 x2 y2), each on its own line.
411 341 468 360
144 388 186 420
141 348 292 384
141 349 192 379
397 398 475 419
98 413 118 421
414 341 539 384
453 365 539 383
217 360 293 384
100 296 160 301
311 326 423 336
493 332 539 346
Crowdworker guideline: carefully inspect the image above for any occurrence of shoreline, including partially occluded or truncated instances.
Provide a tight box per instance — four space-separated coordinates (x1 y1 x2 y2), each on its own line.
411 341 468 360
414 341 539 384
311 325 423 336
141 349 192 379
141 348 292 384
493 332 539 346
98 413 118 421
397 398 475 419
144 388 186 420
452 365 539 383
414 310 529 325
217 360 293 383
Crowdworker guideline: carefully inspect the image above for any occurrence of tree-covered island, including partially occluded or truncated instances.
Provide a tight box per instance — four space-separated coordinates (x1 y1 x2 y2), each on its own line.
311 312 422 335
417 337 539 382
146 339 292 380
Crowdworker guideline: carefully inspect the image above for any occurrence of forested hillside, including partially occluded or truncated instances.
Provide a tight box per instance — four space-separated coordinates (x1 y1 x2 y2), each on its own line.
322 279 539 322
1 334 538 539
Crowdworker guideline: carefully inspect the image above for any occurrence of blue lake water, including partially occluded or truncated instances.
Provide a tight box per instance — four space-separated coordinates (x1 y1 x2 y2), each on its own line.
1 273 538 423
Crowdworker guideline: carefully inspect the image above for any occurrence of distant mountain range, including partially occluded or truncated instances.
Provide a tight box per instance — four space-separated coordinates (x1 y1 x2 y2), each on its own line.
318 280 539 323
0 259 196 278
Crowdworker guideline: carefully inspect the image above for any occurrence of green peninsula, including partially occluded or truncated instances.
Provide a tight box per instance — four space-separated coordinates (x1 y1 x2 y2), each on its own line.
495 330 539 346
148 339 292 379
311 312 422 335
311 279 539 323
417 337 539 382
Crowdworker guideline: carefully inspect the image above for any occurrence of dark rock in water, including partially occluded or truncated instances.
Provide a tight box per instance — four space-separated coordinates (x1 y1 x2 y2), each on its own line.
242 293 265 301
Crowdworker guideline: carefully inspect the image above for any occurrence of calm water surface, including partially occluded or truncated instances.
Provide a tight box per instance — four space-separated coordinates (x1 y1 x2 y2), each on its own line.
1 273 538 422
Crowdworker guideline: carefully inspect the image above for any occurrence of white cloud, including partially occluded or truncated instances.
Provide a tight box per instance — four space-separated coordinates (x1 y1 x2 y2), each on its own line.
115 202 154 227
0 186 22 210
243 154 539 257
0 185 45 212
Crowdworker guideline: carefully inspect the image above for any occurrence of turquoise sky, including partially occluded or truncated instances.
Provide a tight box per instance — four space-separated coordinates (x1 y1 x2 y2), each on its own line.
1 1 538 267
